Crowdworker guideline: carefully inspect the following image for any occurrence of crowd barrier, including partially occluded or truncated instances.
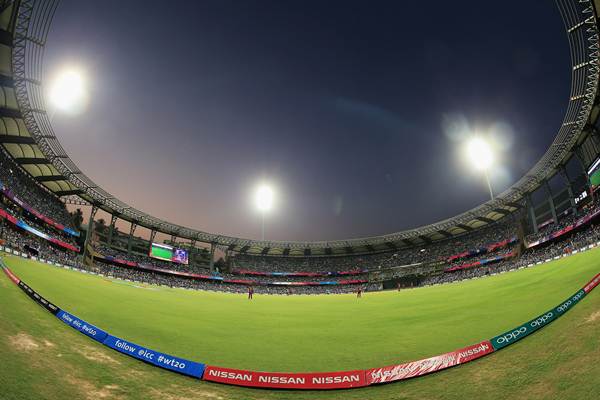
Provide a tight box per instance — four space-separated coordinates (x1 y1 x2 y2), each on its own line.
1 257 599 390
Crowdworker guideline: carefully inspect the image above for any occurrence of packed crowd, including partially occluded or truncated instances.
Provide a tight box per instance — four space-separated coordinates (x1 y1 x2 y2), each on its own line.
233 253 370 273
86 215 600 293
0 220 79 265
95 244 368 285
0 200 79 248
0 151 75 230
89 210 600 294
526 211 576 243
84 260 366 295
526 197 600 243
2 150 600 295
3 206 599 294
443 245 518 271
233 219 517 274
422 222 600 286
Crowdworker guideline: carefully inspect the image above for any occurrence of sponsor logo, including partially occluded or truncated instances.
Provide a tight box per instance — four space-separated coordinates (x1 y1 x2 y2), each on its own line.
457 342 490 360
258 376 306 385
367 341 493 384
584 274 600 293
556 290 585 314
556 300 572 313
496 326 527 344
207 369 253 382
572 290 585 302
530 312 553 328
493 312 555 349
311 375 360 384
203 367 366 389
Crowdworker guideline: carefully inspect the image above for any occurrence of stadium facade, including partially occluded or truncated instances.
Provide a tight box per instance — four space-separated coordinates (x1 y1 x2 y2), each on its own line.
0 0 600 278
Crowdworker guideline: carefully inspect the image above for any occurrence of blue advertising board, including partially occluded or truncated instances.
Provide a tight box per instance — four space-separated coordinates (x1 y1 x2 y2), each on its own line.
102 335 205 378
56 310 108 343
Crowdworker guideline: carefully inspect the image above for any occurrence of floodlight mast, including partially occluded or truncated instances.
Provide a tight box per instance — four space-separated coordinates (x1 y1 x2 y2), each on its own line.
466 137 495 201
255 184 274 240
48 68 86 115
484 168 494 201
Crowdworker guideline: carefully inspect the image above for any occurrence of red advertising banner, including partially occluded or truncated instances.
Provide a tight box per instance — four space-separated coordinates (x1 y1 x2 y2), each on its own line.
366 340 494 384
0 209 18 224
2 266 20 285
49 238 79 252
583 272 600 293
203 366 367 389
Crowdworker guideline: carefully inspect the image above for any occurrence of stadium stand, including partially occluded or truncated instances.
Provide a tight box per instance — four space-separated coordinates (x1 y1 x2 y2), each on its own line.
0 150 76 231
1 153 599 295
0 0 598 299
0 201 79 249
0 221 80 266
1 188 599 295
231 220 517 276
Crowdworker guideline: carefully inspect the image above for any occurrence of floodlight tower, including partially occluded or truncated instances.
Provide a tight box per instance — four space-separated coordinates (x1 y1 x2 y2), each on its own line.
46 66 90 261
255 184 274 241
47 67 87 117
466 137 495 201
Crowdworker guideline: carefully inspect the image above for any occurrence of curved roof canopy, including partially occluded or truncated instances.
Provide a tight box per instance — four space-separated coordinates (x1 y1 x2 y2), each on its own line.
4 0 600 256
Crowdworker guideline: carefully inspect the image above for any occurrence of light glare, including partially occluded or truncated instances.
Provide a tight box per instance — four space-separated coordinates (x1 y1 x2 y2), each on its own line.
466 137 494 170
255 185 274 212
48 68 87 114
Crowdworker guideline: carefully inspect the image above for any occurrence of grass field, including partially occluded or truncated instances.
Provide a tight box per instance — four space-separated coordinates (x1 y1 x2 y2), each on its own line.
0 249 599 400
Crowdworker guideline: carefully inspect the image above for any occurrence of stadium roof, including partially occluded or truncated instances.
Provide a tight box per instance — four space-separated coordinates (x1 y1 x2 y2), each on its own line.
2 0 600 256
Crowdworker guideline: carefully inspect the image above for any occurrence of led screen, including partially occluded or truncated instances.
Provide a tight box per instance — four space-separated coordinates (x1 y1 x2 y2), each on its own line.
149 243 189 265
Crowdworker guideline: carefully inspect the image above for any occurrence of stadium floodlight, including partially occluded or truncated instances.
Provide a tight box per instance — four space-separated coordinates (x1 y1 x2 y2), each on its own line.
47 68 87 114
466 136 495 200
255 184 274 212
466 137 494 171
254 184 275 240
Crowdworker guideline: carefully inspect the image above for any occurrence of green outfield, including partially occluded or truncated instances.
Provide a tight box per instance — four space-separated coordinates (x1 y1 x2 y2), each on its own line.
1 249 599 400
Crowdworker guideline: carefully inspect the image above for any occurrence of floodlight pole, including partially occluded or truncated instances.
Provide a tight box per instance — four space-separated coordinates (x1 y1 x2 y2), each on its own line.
484 169 494 201
260 212 266 269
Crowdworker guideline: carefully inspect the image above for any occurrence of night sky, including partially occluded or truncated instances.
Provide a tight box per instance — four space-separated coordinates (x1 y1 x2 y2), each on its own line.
45 1 570 242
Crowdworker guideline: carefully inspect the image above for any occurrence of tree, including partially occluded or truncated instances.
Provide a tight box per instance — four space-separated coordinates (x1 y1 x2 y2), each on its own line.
70 208 84 230
215 257 226 271
94 218 108 234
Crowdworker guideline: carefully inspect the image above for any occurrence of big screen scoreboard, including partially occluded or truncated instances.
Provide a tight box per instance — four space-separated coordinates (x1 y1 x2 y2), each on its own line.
149 243 189 265
589 156 600 188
